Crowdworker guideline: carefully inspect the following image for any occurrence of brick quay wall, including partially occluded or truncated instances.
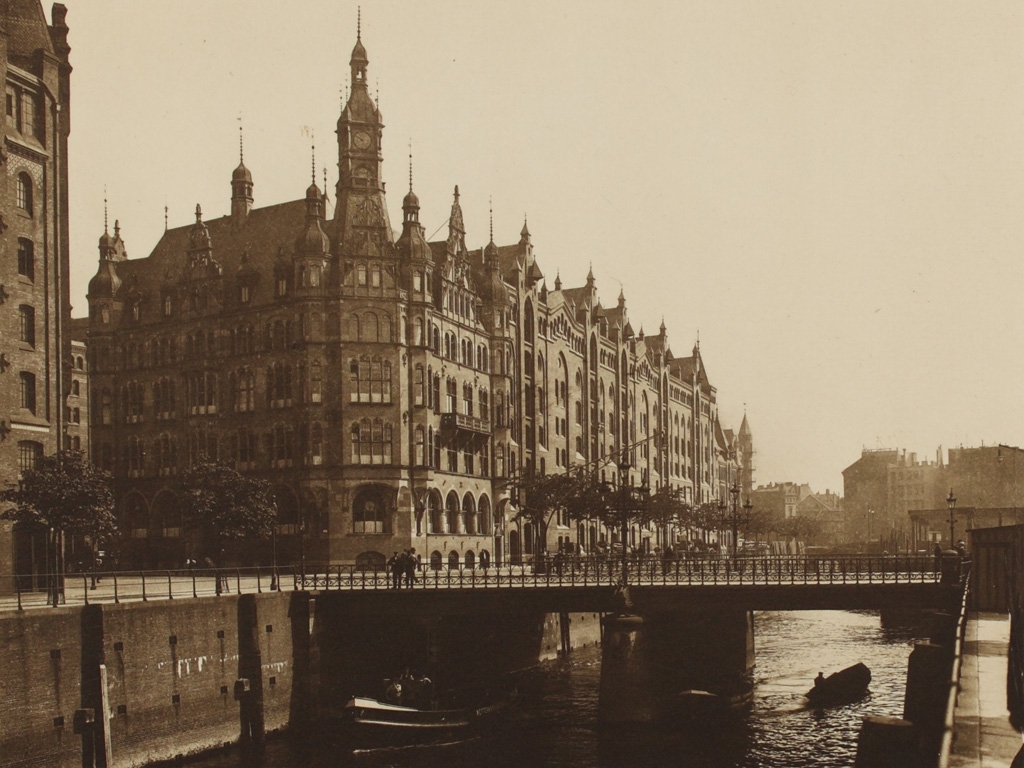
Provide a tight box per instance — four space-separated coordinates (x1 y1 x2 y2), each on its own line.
0 593 594 768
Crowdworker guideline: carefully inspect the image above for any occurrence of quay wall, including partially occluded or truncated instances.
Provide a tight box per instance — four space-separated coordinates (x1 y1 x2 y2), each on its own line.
0 607 83 768
0 595 598 767
0 592 303 768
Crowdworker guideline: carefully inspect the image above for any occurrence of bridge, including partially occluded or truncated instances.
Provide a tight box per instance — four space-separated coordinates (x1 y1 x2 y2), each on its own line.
2 554 947 612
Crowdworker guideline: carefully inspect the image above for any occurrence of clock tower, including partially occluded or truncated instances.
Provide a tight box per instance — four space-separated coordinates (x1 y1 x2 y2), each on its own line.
335 25 392 249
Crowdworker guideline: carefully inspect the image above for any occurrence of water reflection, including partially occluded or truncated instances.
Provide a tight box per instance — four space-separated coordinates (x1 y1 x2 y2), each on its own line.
184 610 920 768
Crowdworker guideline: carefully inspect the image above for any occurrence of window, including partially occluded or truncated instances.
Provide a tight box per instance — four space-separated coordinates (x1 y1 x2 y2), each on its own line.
353 489 386 534
310 360 322 403
310 422 323 465
348 357 392 403
276 276 288 297
18 441 42 473
357 264 367 285
446 379 457 413
240 285 251 304
235 428 256 467
18 305 34 346
267 363 293 406
19 372 36 414
370 263 381 288
71 380 80 396
463 383 473 416
350 418 393 465
414 365 424 406
271 424 294 467
234 369 256 412
17 239 34 280
163 295 173 317
16 174 32 215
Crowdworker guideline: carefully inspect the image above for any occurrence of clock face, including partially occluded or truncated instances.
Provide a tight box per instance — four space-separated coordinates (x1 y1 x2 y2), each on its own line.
353 131 371 150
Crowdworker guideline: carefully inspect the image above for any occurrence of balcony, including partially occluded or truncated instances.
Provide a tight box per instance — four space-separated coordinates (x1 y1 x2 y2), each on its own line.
441 413 491 436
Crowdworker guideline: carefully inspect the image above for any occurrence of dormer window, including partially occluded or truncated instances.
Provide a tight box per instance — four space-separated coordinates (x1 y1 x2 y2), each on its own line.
240 285 251 304
276 276 288 297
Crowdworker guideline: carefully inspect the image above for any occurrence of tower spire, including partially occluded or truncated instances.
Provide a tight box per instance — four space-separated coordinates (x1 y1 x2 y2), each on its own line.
103 186 108 234
238 119 244 163
408 139 413 192
311 131 316 185
357 6 361 40
489 197 494 243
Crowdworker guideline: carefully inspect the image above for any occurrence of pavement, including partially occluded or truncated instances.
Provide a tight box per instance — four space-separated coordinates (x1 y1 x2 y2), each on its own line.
950 612 1024 767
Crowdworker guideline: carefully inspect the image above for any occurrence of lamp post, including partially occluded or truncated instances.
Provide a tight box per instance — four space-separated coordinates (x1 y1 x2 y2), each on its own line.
742 497 753 552
947 488 957 547
599 460 650 587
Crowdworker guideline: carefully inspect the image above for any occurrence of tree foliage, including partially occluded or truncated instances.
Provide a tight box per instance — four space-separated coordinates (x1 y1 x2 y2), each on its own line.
179 458 276 541
0 449 117 541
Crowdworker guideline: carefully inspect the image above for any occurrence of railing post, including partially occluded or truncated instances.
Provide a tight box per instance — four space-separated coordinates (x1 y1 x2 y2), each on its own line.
140 571 147 601
83 574 89 605
192 569 197 599
113 573 120 603
166 571 173 599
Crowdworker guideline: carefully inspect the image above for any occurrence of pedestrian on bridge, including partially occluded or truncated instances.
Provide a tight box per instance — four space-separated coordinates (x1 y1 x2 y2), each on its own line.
388 552 402 589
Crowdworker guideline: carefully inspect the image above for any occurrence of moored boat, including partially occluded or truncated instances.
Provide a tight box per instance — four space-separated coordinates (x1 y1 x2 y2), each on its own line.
335 690 514 751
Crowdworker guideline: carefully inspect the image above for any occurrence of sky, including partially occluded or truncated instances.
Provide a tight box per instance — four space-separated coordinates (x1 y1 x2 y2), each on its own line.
62 1 1024 495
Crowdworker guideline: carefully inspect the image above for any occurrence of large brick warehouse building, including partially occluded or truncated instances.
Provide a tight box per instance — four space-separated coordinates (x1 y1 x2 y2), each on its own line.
83 29 747 571
0 2 72 587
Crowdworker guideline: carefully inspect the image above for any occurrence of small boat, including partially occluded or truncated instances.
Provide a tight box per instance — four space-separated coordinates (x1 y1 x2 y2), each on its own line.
336 690 514 751
805 663 871 707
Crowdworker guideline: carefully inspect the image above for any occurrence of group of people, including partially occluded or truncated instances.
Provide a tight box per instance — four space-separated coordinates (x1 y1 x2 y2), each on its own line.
383 668 434 708
387 548 420 588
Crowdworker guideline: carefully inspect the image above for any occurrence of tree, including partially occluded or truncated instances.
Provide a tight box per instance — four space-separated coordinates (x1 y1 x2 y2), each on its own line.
509 469 588 558
0 449 116 604
179 458 277 560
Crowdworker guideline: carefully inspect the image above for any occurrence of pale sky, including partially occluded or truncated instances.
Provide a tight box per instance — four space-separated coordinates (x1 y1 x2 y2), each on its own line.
63 1 1024 495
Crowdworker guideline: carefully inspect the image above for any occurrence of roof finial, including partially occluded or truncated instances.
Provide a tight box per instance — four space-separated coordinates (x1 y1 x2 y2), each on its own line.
238 118 244 163
103 185 108 234
195 203 203 222
311 130 316 185
408 139 413 192
376 79 380 106
357 6 361 40
323 167 328 198
489 197 494 243
164 205 168 231
695 329 700 351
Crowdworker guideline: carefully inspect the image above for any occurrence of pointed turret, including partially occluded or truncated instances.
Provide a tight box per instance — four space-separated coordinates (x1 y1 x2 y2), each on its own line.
396 157 431 262
231 125 253 222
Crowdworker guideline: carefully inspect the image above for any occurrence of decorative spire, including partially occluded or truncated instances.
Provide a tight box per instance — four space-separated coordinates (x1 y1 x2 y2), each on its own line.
164 205 168 231
660 317 667 335
408 139 413 192
587 263 595 283
103 186 108 234
239 119 244 164
311 131 316 184
357 5 361 40
489 197 494 243
195 203 203 222
554 271 562 291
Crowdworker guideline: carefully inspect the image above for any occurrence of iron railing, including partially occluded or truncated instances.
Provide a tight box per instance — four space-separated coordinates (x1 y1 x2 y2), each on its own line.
0 555 943 611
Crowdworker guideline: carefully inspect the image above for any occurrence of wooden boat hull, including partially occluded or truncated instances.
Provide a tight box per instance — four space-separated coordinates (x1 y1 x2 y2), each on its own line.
805 663 871 707
334 695 510 751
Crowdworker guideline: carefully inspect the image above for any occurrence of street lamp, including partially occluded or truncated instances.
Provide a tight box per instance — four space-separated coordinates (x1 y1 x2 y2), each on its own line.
598 460 650 587
743 497 753 552
947 488 957 547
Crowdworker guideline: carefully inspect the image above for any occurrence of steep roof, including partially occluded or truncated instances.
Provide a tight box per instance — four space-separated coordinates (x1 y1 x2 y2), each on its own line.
105 199 307 316
1 0 54 67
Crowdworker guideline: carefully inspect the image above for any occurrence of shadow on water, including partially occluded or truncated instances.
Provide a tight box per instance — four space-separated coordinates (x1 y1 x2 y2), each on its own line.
176 610 924 768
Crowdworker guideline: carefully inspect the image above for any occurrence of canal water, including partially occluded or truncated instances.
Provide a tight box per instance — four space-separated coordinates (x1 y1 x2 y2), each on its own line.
186 610 921 768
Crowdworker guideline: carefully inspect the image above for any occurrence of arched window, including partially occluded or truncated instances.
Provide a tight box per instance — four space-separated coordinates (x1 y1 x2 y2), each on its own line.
414 426 425 466
445 492 460 534
349 357 392 403
463 493 477 535
352 487 386 534
16 173 32 214
478 496 492 535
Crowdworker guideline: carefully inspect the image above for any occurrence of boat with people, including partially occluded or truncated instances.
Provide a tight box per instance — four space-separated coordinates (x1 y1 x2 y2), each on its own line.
805 662 871 707
334 674 515 751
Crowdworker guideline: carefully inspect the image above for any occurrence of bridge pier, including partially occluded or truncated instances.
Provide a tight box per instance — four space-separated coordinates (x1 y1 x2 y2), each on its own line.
598 608 755 723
